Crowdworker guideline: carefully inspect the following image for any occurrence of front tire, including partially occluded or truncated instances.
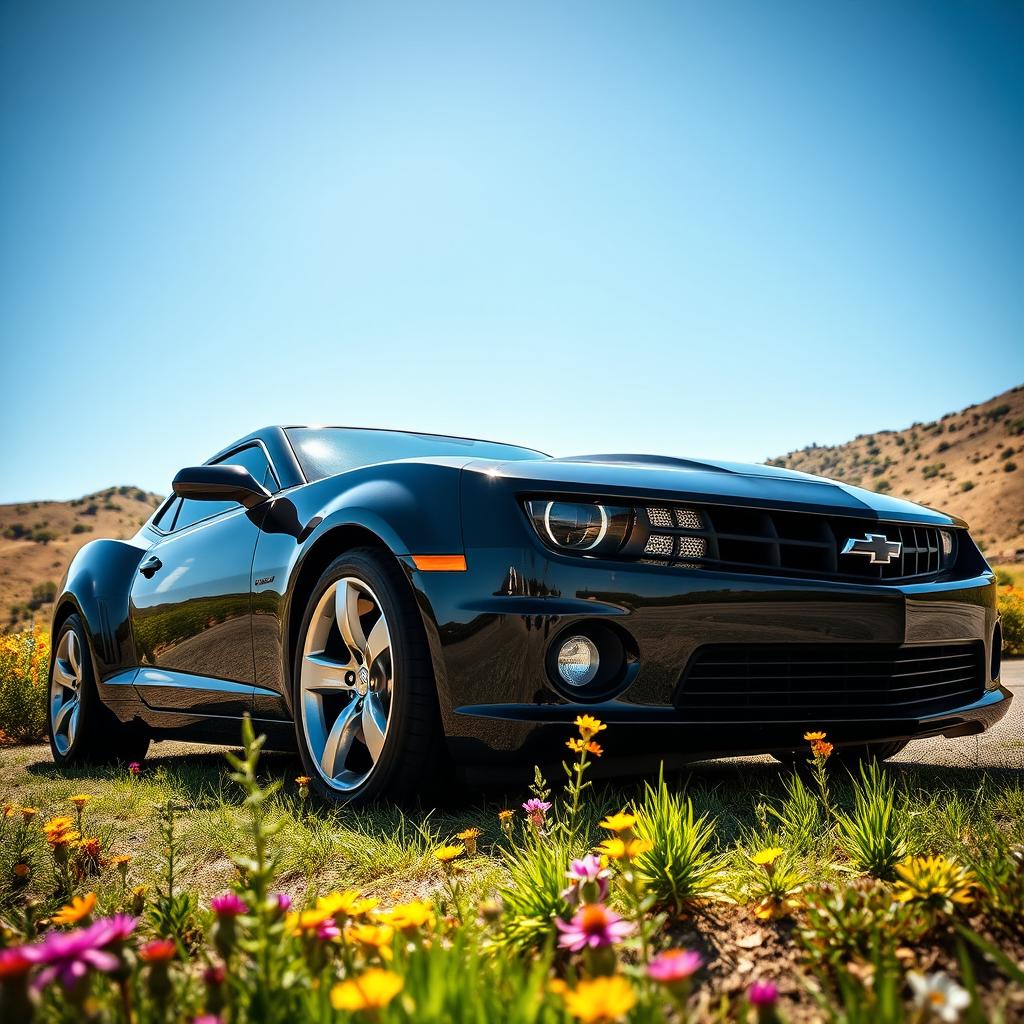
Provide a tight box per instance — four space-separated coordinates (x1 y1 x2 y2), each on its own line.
292 548 442 804
49 613 150 766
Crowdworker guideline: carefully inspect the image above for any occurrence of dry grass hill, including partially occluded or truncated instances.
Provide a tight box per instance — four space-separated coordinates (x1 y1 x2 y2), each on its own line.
769 384 1024 561
0 486 162 626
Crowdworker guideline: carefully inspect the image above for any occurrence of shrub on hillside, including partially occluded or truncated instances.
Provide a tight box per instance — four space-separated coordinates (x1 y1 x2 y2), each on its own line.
0 625 49 743
998 586 1024 656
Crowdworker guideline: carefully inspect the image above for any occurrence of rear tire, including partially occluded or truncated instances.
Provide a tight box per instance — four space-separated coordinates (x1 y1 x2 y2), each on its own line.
292 548 443 805
48 613 150 766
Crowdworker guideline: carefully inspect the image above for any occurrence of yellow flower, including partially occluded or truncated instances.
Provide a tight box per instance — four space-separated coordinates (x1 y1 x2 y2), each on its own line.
330 968 403 1011
375 899 434 934
110 854 132 868
295 776 312 786
345 923 395 960
803 731 826 741
574 715 607 741
317 890 378 920
456 827 481 856
753 895 802 920
893 855 975 907
750 847 785 867
498 809 515 823
562 975 636 1023
597 837 653 861
21 807 38 821
433 843 465 864
51 892 97 926
69 794 92 809
567 737 588 753
42 815 75 837
599 812 637 834
288 908 334 935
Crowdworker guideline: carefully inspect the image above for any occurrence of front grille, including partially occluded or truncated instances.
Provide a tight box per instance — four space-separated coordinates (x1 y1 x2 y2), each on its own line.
634 503 949 583
675 642 984 721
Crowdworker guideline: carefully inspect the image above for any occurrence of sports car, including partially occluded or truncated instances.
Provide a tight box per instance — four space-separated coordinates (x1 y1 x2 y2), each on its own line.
50 426 1011 802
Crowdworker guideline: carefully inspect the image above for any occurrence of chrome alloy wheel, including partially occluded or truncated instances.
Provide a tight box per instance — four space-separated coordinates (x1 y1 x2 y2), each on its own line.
50 628 84 755
299 577 394 791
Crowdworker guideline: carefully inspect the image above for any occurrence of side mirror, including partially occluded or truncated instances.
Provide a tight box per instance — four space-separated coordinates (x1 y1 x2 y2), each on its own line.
172 465 271 510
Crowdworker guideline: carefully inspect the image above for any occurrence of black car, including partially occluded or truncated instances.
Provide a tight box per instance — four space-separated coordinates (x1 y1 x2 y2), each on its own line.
50 426 1011 802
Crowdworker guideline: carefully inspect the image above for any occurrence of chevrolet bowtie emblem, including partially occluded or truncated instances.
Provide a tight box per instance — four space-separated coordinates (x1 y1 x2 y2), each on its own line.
841 533 902 565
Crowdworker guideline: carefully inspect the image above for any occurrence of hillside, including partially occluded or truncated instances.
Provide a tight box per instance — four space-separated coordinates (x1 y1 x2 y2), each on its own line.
0 486 163 625
769 385 1024 561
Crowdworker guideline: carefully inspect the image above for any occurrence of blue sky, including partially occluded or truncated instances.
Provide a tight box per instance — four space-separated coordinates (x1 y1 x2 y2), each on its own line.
1 1 1022 502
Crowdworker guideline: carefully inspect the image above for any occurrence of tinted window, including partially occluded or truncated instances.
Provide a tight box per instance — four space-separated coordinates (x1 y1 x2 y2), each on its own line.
286 428 547 482
151 498 179 532
172 445 276 532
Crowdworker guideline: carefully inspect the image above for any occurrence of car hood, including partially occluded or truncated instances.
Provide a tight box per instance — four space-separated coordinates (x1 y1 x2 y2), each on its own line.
462 452 963 527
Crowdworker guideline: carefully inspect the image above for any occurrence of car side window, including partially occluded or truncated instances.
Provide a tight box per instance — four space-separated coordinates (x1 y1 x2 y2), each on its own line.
170 444 276 533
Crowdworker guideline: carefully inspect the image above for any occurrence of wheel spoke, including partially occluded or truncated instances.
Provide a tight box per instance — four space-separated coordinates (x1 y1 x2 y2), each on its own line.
53 659 77 690
335 580 367 661
302 653 354 694
53 694 78 741
67 633 80 678
320 698 361 779
363 615 390 675
361 693 388 762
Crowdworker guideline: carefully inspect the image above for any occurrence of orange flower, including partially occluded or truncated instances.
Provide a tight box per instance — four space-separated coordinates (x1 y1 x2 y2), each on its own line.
51 892 97 926
811 740 833 758
803 731 826 742
13 863 30 878
586 741 603 757
139 939 177 963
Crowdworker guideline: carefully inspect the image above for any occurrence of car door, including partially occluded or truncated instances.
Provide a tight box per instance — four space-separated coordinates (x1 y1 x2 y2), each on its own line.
128 443 278 716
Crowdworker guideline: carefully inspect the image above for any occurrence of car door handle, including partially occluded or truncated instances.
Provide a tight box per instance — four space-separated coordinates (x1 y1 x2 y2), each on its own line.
139 556 163 578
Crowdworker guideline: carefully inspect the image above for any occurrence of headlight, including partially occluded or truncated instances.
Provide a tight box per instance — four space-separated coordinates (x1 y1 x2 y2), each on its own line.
524 500 632 555
939 529 956 567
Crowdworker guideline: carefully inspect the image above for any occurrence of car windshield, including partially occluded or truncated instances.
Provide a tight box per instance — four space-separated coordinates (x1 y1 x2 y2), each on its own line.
285 427 548 481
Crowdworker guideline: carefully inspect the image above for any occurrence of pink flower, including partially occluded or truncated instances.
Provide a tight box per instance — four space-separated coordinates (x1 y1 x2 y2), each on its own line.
748 980 779 1007
0 948 33 979
193 1017 221 1024
20 915 137 990
556 903 634 952
127 762 141 776
210 892 248 918
274 892 292 914
202 963 226 985
315 919 340 941
561 854 611 906
648 949 704 983
522 798 552 829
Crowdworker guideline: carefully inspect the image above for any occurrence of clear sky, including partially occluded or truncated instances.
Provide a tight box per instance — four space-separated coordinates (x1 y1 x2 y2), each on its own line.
1 1 1022 502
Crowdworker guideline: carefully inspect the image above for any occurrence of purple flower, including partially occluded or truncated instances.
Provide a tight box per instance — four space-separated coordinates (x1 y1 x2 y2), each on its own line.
193 1017 222 1024
561 855 611 906
555 903 634 952
274 892 292 914
648 949 704 983
748 980 779 1007
522 799 551 814
21 916 137 990
210 892 248 918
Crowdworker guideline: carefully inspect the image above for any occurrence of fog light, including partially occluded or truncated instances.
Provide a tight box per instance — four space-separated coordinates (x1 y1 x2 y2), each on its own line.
557 635 599 687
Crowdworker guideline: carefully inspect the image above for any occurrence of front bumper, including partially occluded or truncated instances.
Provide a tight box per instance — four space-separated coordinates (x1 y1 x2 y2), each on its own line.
405 542 1007 769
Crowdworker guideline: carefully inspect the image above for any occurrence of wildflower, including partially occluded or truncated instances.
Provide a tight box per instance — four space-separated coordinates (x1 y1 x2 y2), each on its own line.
0 948 33 1021
375 899 434 934
138 939 177 963
648 948 703 984
210 892 248 917
203 961 227 1014
2 804 15 818
130 885 148 915
586 741 603 757
750 847 785 868
811 740 833 758
193 1017 221 1024
433 843 465 864
345 923 395 960
21 807 38 821
288 908 336 937
13 862 30 879
42 816 78 846
295 775 311 800
317 889 378 920
599 812 636 834
574 715 607 741
0 948 33 978
456 827 481 856
522 798 552 830
562 854 611 906
273 892 292 915
893 856 974 909
597 837 653 861
803 731 826 741
748 979 779 1020
556 903 634 952
330 968 403 1011
907 971 970 1022
69 794 92 809
21 915 137 990
51 892 97 926
76 836 103 875
127 762 141 776
498 809 515 823
110 854 132 882
562 975 636 1022
567 736 603 756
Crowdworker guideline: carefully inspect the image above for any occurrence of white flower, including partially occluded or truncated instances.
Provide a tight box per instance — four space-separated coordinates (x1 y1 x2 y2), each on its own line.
907 971 970 1022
